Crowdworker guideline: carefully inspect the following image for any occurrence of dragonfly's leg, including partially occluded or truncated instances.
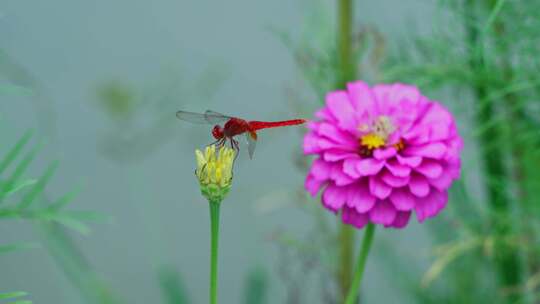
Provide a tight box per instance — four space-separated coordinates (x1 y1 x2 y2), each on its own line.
233 139 240 153
231 138 240 162
207 138 221 147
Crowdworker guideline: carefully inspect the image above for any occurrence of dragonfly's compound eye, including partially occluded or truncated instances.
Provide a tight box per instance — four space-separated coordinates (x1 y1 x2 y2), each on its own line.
212 125 224 139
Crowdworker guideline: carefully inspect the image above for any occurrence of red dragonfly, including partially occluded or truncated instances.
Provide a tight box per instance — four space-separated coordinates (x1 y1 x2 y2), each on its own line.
176 110 306 159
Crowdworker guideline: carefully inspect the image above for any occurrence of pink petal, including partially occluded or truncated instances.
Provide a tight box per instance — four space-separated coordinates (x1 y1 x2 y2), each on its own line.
310 159 332 180
372 84 393 113
409 174 430 197
315 108 335 121
415 160 443 179
331 163 355 186
402 126 430 145
357 158 385 176
341 206 369 229
322 183 346 212
418 103 452 126
318 138 352 151
429 122 451 141
369 176 392 199
305 174 325 196
369 200 397 225
317 123 356 144
326 91 358 131
347 183 376 213
389 188 416 211
343 158 362 178
323 150 357 162
385 159 411 177
306 121 320 131
373 147 397 160
303 133 322 154
447 162 461 179
396 155 422 168
415 188 448 222
428 171 453 192
381 170 410 187
405 143 447 159
387 211 411 228
346 81 376 115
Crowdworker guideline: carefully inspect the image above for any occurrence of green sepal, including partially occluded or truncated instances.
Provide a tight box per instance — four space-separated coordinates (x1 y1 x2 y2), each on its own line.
200 183 231 204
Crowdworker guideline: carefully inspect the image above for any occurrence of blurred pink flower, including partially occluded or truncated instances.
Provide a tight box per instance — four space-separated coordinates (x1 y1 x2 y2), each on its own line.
304 81 463 229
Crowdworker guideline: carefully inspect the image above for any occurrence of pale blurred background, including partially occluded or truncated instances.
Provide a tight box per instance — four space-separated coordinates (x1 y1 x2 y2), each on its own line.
0 0 438 303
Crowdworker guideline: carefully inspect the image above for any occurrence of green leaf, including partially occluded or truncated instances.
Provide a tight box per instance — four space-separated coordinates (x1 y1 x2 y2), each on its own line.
2 179 38 197
49 216 91 235
18 161 59 209
0 130 33 176
0 291 28 300
0 242 39 254
0 141 43 199
47 183 83 211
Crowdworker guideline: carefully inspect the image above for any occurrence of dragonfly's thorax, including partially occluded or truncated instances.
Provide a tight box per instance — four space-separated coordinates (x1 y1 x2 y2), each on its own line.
223 118 249 137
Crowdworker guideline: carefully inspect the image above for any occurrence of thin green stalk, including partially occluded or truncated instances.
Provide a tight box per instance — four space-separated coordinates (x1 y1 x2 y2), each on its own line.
338 224 355 298
344 223 375 304
337 0 355 88
465 0 522 301
209 202 220 304
336 0 356 299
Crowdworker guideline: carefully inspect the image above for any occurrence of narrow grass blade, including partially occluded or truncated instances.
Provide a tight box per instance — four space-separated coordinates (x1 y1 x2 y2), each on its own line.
18 161 59 209
0 242 39 254
0 130 33 175
0 141 43 199
47 183 83 211
0 291 28 300
3 179 37 197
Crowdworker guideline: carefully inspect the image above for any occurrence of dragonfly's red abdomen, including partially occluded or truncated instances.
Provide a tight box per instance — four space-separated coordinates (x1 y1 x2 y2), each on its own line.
248 119 306 131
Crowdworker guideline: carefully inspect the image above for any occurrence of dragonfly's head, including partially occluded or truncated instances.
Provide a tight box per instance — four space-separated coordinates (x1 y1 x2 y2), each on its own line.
212 125 224 139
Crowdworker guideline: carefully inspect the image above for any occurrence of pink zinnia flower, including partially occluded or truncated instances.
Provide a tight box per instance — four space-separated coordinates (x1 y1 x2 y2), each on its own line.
304 81 462 229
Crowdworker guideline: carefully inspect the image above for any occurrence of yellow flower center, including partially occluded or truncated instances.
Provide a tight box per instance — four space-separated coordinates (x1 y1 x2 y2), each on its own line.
360 133 386 150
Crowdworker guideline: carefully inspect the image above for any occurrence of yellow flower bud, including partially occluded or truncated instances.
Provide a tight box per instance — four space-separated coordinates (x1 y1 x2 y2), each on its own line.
195 145 235 203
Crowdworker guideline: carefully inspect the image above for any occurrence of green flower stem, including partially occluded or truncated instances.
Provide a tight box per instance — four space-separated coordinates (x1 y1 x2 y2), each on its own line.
338 0 355 87
338 224 355 298
209 201 220 304
336 0 356 299
344 223 376 304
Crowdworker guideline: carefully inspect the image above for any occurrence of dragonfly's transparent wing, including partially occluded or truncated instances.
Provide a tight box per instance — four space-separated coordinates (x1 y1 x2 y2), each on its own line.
176 110 230 125
245 131 257 159
176 110 212 124
204 110 231 124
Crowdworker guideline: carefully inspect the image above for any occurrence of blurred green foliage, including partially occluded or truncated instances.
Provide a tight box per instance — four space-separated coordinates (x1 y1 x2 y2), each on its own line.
94 62 228 163
158 266 191 304
243 267 269 304
97 82 136 120
0 129 103 303
278 0 540 303
0 130 99 233
381 0 540 303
